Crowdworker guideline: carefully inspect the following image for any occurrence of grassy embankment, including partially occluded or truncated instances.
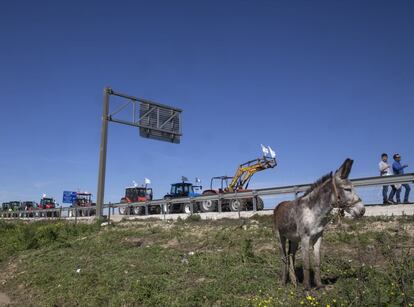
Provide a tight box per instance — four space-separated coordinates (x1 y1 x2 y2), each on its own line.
0 215 413 306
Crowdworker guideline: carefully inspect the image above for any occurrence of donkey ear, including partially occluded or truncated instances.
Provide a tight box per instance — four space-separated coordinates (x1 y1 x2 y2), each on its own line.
335 158 354 179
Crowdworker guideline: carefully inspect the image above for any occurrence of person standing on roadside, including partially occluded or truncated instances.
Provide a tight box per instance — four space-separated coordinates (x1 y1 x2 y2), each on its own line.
392 153 411 203
379 153 394 204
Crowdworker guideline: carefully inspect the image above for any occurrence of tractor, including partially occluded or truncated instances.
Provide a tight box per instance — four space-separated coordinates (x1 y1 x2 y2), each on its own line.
69 192 96 217
6 201 23 218
22 201 38 217
39 196 59 217
119 185 155 215
163 177 202 214
200 145 277 212
1 202 12 218
74 192 96 216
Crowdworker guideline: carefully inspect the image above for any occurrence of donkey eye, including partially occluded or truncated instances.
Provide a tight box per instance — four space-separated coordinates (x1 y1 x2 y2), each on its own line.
344 188 352 192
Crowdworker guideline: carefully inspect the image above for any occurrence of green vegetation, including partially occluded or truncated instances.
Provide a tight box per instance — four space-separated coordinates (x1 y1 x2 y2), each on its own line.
0 216 413 306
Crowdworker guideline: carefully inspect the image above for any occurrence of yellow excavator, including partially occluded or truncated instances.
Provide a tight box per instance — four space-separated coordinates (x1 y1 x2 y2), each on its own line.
200 145 277 212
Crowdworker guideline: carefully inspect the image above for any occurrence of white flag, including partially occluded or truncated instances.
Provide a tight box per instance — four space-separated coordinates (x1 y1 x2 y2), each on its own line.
132 180 138 187
261 144 269 155
181 176 188 182
42 193 46 198
144 178 151 185
268 146 276 158
195 177 201 183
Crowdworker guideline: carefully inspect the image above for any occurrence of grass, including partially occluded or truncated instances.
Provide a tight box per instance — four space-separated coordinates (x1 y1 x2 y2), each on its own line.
0 215 413 306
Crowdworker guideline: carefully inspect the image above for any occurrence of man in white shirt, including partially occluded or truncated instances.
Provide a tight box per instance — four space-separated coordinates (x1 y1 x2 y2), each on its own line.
379 153 394 204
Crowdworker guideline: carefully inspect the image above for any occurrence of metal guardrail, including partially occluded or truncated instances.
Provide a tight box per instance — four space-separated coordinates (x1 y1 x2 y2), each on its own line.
1 173 414 219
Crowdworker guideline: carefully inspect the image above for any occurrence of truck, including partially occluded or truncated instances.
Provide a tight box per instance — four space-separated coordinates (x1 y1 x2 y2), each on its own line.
163 177 202 214
199 145 277 212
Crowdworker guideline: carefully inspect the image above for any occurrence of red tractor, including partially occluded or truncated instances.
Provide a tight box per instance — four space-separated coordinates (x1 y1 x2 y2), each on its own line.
39 197 59 217
119 186 156 215
72 192 96 217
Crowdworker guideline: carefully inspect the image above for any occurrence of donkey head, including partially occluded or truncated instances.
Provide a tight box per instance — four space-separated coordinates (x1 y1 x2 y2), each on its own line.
332 159 365 218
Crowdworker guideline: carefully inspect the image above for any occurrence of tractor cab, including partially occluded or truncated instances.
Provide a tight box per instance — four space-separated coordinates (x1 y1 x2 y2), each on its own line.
73 192 94 207
170 182 192 198
210 176 234 193
123 186 153 203
166 176 202 199
168 182 200 198
9 201 22 211
1 202 10 211
39 197 56 209
22 201 37 210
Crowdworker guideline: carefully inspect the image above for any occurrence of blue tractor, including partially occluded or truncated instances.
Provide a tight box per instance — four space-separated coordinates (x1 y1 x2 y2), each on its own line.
163 177 202 214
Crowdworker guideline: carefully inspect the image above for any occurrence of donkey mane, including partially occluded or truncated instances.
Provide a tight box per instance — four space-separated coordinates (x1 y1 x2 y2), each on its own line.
302 172 332 198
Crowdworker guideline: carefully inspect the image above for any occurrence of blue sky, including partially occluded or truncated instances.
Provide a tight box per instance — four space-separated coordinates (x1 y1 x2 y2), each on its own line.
1 0 413 205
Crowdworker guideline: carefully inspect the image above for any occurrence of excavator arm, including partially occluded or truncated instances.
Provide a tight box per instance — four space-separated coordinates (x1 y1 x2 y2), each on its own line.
227 156 276 192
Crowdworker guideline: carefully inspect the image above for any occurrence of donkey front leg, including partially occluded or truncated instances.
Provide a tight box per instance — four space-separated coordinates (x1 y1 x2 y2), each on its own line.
288 241 299 287
278 234 288 285
301 237 311 290
313 236 324 288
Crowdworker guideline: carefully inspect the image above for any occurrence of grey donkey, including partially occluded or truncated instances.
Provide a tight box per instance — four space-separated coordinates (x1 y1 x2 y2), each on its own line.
273 158 365 289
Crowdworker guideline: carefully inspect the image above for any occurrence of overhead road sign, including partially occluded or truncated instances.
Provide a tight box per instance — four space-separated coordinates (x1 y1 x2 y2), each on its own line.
63 191 77 203
108 89 182 144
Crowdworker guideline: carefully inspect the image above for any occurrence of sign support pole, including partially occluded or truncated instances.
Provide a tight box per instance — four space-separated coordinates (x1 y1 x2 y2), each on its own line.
96 87 111 218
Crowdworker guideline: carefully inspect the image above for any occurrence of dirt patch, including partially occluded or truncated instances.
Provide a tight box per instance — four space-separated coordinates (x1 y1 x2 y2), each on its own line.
162 238 180 248
122 237 149 248
0 292 11 306
118 220 175 230
0 261 18 286
255 242 276 253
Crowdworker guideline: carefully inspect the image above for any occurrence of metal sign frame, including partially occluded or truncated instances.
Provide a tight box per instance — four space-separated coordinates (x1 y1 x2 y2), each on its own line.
96 87 182 218
108 89 182 143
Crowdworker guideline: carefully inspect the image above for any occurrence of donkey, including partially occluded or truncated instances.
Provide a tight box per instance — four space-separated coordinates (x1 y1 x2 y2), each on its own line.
273 158 365 289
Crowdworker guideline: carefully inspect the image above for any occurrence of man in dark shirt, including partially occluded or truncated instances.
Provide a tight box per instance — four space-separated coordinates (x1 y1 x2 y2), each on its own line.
392 153 411 203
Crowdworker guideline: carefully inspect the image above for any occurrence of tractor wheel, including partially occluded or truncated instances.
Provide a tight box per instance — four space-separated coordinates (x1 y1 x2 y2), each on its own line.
150 205 161 215
119 206 129 215
200 199 217 212
230 199 245 212
256 197 264 211
183 203 192 214
133 206 145 215
200 191 218 212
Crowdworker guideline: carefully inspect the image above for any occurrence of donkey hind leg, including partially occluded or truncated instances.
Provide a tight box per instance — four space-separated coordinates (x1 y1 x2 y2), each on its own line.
278 235 288 285
288 241 299 287
313 236 324 288
301 237 311 290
